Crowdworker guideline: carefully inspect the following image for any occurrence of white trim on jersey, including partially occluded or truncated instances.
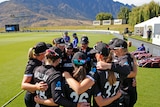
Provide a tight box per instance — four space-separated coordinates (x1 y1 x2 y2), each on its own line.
86 75 95 82
63 63 73 67
24 74 32 77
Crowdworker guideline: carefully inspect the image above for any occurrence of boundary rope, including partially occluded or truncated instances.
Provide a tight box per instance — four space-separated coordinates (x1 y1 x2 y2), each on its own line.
2 90 25 107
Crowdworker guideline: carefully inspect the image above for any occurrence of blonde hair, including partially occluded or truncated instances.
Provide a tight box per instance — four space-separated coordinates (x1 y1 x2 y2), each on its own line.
28 47 34 59
28 47 41 59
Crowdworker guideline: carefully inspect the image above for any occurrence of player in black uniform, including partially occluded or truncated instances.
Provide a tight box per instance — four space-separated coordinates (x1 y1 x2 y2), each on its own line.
33 48 89 107
97 39 137 107
63 44 123 107
52 37 66 73
109 39 137 107
52 37 65 54
90 42 124 107
79 36 93 73
79 36 92 55
21 42 48 107
62 52 96 106
62 43 74 74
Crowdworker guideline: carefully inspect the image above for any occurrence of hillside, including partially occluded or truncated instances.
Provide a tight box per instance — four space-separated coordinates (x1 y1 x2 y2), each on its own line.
0 0 134 27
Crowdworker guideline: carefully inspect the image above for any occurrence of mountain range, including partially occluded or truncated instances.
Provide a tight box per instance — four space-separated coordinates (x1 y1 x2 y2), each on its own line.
0 0 134 27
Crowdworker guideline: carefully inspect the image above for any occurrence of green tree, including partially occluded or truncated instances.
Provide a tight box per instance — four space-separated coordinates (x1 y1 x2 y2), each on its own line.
129 7 140 26
139 9 144 23
129 1 160 26
117 7 131 24
96 12 113 21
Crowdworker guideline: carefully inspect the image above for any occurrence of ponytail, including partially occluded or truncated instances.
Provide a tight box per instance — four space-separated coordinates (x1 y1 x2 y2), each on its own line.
103 51 116 85
108 70 117 85
28 47 34 59
73 65 86 82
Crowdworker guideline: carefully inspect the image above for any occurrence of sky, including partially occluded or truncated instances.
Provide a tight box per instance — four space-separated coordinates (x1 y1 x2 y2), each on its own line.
0 0 159 6
0 0 9 3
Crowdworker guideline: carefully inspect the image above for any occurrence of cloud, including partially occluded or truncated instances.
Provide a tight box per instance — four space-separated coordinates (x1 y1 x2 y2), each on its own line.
113 0 160 6
0 0 9 3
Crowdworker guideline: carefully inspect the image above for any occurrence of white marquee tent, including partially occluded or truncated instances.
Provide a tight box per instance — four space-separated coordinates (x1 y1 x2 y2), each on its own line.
134 16 160 38
143 17 160 38
134 16 160 46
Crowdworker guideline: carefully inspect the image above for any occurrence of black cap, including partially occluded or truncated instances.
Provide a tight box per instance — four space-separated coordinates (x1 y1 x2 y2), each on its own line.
49 46 62 58
34 42 48 54
90 42 110 56
80 36 89 44
54 38 65 44
46 43 53 48
65 43 73 49
109 39 128 49
72 52 87 66
108 38 119 45
72 33 77 36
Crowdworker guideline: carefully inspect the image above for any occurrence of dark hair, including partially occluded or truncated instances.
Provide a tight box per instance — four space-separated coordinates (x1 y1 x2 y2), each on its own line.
72 65 86 82
72 52 87 82
45 49 60 62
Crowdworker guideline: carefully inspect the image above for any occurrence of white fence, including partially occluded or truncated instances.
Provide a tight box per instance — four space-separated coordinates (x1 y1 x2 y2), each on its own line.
93 19 126 25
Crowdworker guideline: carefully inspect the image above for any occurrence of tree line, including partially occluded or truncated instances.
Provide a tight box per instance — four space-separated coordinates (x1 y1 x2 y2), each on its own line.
96 1 160 26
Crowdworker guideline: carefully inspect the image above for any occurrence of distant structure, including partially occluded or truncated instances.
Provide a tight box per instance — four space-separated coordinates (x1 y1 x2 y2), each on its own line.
152 34 160 46
93 20 102 25
113 19 126 25
5 24 19 32
93 19 126 25
102 20 113 25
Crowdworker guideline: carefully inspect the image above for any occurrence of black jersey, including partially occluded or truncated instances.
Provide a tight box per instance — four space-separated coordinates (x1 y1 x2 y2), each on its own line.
24 58 42 84
24 58 42 107
96 70 120 98
79 47 93 73
121 54 137 107
113 54 134 89
63 81 93 104
33 65 77 107
55 51 65 73
62 78 100 107
111 54 131 78
61 54 74 74
87 67 121 107
96 70 121 107
114 54 137 107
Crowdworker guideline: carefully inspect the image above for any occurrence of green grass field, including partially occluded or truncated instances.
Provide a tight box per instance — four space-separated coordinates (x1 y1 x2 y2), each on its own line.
0 32 160 107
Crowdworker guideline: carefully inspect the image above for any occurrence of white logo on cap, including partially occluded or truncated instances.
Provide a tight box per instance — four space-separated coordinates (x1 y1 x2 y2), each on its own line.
61 39 64 42
82 38 85 41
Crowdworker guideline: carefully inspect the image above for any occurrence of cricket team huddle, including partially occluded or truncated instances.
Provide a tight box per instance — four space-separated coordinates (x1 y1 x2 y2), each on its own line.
21 31 137 107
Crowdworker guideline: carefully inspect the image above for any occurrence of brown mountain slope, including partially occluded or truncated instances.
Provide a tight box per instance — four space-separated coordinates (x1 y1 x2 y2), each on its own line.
0 2 91 27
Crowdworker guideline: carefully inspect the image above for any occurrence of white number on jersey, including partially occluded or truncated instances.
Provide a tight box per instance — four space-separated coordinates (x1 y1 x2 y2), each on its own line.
104 81 120 97
70 92 89 102
36 90 47 100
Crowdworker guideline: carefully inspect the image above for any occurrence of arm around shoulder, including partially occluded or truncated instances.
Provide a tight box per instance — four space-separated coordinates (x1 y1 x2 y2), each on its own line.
127 55 137 78
63 71 95 94
94 90 122 106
